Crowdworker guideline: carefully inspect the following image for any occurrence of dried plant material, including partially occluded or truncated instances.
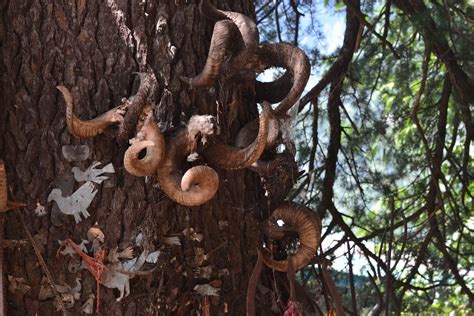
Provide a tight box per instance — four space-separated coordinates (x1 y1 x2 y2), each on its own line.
34 201 47 217
193 284 220 297
81 294 95 314
56 85 128 138
162 236 181 246
261 202 322 272
7 275 31 294
72 161 115 184
182 228 203 242
48 182 98 224
62 145 90 162
0 160 26 212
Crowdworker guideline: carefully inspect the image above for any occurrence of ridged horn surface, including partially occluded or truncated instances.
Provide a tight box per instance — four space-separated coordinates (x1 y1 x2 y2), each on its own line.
261 202 321 272
117 71 157 141
257 43 310 117
235 108 279 149
124 117 165 177
181 20 240 88
158 164 219 207
200 0 259 50
157 117 219 206
57 86 126 138
204 104 271 170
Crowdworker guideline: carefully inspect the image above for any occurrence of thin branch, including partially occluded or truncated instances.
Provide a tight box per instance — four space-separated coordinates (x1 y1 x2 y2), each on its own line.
274 0 283 43
342 0 400 59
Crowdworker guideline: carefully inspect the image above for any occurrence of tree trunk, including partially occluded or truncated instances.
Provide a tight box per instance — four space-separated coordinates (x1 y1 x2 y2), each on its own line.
0 0 283 314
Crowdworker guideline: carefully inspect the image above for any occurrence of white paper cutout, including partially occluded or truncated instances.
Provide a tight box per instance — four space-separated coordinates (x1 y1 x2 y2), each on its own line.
72 161 114 184
48 182 98 224
101 249 151 301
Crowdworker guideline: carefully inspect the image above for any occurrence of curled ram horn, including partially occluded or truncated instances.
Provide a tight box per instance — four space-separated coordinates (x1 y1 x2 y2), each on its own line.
203 103 272 170
118 70 157 141
56 86 128 138
123 108 165 177
199 0 259 50
261 202 321 272
256 43 310 117
0 160 26 212
182 0 259 88
235 103 279 150
157 115 219 206
180 20 241 88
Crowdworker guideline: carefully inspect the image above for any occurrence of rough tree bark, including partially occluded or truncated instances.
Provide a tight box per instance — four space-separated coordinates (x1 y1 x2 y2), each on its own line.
0 0 294 314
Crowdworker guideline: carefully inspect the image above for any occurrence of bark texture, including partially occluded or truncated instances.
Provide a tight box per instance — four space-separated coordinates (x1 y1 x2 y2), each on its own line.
0 0 284 314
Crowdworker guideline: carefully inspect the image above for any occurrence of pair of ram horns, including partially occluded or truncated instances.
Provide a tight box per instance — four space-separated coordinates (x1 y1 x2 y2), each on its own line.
56 86 129 138
182 0 310 118
125 111 220 207
124 101 276 203
57 80 219 207
57 71 156 139
260 202 321 272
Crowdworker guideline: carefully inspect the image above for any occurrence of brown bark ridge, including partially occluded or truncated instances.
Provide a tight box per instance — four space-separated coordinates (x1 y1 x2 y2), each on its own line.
0 0 282 314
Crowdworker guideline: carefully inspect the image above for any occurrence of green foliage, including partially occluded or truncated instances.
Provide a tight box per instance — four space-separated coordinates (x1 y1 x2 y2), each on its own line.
259 0 473 313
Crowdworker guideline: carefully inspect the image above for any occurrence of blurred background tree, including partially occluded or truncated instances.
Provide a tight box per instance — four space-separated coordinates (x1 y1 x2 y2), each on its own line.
255 0 473 314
